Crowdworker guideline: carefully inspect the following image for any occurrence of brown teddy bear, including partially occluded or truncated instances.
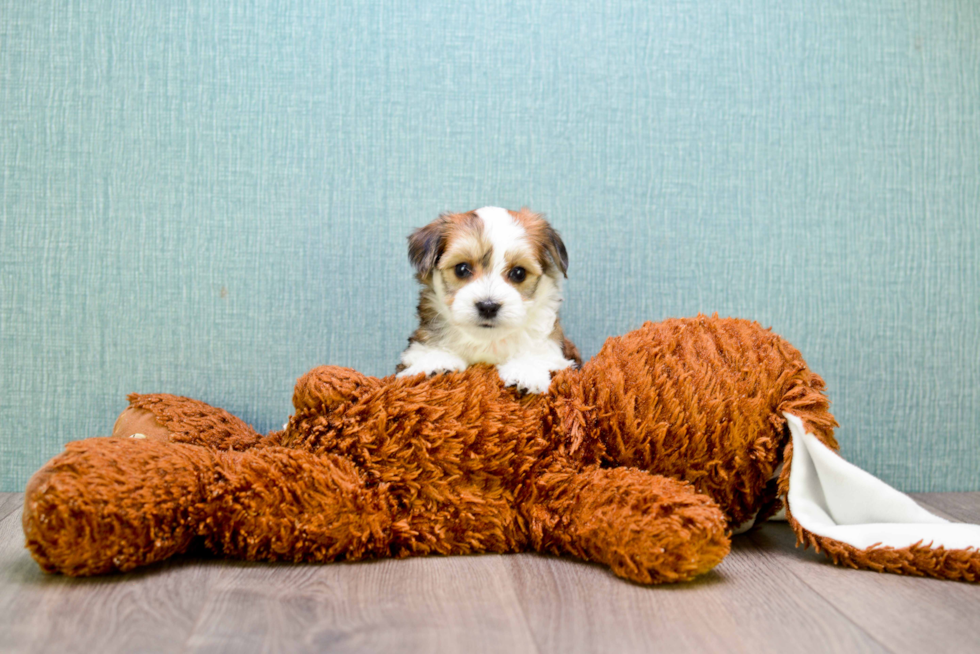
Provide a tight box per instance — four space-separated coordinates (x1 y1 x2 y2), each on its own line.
21 316 980 583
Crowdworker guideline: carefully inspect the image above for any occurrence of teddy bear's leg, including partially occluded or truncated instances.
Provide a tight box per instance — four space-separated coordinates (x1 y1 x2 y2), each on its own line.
522 467 730 584
23 438 219 576
112 393 264 450
24 438 394 576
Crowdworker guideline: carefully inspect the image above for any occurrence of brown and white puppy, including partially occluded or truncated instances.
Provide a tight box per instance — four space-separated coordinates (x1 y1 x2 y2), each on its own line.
396 206 581 393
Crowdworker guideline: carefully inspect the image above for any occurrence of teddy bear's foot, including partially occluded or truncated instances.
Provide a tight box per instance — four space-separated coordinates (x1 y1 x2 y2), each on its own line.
121 393 264 450
525 468 730 584
111 406 173 441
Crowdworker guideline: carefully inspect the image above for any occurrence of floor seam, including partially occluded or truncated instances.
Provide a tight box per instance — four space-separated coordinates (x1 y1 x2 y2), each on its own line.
180 562 225 654
504 555 547 654
0 493 25 524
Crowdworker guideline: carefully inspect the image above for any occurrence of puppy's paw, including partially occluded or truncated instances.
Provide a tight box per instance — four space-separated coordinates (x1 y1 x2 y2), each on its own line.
396 350 468 379
496 360 554 394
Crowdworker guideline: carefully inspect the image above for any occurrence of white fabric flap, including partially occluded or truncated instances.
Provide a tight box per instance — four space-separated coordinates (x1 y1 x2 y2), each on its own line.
784 412 980 551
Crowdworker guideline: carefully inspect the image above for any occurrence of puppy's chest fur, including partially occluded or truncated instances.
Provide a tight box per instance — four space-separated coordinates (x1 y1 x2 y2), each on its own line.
400 283 580 368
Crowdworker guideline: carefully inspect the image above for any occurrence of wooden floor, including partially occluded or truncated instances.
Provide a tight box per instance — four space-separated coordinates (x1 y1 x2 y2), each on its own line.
1 492 979 654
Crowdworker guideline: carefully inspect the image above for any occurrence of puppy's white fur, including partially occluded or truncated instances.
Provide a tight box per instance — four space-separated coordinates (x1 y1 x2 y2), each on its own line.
397 207 578 394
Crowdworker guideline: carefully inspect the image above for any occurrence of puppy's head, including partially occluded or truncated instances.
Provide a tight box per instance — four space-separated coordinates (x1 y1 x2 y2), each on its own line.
407 207 568 336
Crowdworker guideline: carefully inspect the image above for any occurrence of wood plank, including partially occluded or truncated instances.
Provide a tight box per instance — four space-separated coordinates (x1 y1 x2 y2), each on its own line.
507 536 887 654
747 521 980 654
184 554 539 654
0 505 215 654
911 492 980 523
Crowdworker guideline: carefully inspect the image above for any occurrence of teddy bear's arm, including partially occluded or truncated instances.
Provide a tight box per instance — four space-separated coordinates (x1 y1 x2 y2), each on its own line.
194 445 394 563
522 467 731 584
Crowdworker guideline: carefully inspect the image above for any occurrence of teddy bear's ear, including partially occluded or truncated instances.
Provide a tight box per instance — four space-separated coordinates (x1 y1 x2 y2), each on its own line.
293 366 379 414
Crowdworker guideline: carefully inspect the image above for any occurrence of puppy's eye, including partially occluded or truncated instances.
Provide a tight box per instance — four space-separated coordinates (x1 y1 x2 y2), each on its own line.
508 266 527 283
454 263 473 279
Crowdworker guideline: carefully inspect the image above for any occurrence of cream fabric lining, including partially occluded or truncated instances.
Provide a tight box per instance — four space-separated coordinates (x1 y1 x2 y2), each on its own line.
784 412 980 551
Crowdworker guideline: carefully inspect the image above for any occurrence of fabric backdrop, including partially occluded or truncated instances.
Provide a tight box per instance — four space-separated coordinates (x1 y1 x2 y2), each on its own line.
1 0 978 492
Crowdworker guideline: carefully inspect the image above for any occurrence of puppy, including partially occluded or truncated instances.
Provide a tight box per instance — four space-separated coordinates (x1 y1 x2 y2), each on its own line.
396 206 581 393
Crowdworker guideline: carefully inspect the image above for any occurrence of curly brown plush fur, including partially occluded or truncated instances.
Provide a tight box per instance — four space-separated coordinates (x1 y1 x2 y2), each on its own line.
25 315 968 583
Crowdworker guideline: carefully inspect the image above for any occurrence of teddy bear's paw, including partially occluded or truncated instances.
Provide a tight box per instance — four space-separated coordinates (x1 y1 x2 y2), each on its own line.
496 360 553 394
396 348 468 379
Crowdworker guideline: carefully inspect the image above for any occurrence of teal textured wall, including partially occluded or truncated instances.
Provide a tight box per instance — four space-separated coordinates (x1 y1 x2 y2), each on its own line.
1 0 978 492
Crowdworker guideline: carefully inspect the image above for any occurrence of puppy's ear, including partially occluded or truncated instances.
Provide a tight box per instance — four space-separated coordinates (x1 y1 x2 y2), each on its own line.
407 217 448 278
542 224 569 278
515 207 570 279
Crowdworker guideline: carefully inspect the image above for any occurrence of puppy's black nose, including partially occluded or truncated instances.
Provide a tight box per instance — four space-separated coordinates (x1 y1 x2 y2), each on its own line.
475 300 501 320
